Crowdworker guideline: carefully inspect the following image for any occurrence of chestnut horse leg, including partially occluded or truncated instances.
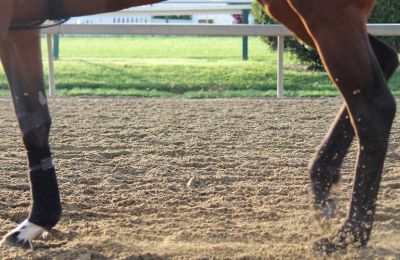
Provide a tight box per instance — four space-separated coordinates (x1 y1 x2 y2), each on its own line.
286 0 396 252
308 35 398 218
0 29 61 249
260 0 399 218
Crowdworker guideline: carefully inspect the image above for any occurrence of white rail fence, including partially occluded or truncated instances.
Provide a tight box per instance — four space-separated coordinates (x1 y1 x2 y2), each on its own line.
42 23 400 98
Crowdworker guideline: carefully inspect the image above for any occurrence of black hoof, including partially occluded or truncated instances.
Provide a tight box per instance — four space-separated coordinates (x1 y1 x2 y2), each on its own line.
0 231 32 250
313 238 332 254
313 223 368 255
313 237 343 255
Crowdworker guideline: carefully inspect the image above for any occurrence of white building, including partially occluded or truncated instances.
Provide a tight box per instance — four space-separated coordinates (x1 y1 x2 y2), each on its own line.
67 2 254 25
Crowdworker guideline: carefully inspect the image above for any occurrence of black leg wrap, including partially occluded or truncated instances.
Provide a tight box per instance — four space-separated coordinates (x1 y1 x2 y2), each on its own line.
27 151 62 230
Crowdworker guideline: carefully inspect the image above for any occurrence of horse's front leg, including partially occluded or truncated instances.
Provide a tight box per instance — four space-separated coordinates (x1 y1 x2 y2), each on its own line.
0 29 61 250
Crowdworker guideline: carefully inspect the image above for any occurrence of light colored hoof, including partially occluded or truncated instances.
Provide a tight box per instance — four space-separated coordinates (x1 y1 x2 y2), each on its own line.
0 220 46 250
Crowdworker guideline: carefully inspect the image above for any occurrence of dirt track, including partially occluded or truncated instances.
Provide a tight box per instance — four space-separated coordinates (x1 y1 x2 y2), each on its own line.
0 97 399 259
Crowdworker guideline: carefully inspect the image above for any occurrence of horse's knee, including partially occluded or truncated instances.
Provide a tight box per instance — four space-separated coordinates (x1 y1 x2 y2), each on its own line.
21 117 51 149
17 109 52 166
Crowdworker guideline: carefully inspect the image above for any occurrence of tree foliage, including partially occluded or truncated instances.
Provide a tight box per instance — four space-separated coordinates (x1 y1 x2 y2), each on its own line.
252 0 400 69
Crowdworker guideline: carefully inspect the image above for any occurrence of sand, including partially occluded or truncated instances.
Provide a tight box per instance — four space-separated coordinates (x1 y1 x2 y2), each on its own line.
0 97 399 259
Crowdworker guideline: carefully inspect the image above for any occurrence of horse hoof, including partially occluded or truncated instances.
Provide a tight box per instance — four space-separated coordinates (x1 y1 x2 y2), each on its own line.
313 237 339 255
313 223 368 255
0 220 46 250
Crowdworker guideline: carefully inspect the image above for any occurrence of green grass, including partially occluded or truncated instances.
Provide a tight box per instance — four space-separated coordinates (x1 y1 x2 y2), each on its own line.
0 36 398 97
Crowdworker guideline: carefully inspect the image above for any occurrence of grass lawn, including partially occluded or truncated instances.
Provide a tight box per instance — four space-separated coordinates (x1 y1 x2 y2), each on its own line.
0 36 399 97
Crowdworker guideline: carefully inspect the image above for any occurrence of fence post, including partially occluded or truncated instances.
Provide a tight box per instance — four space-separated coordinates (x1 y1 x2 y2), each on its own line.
277 35 284 98
53 34 60 60
241 9 249 61
46 34 56 97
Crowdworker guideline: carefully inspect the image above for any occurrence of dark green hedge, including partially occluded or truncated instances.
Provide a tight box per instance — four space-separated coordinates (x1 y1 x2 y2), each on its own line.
369 0 400 50
252 0 400 69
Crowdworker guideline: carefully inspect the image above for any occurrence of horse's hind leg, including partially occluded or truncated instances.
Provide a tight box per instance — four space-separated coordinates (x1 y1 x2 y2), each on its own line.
260 0 399 219
0 30 61 249
288 0 396 252
309 35 398 217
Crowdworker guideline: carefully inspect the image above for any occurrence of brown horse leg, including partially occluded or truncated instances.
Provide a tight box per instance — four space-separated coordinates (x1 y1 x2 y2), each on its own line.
287 0 396 253
0 30 61 249
260 0 399 219
309 35 398 217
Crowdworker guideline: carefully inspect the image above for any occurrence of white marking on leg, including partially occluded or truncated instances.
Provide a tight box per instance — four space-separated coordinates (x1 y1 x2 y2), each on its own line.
0 219 46 249
15 220 45 241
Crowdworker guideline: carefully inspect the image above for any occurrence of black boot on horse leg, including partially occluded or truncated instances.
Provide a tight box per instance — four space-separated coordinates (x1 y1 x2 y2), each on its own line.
309 35 399 218
287 0 396 253
0 30 61 250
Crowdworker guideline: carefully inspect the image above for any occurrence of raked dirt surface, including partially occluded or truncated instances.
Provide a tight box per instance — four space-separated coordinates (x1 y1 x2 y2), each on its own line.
0 98 399 259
